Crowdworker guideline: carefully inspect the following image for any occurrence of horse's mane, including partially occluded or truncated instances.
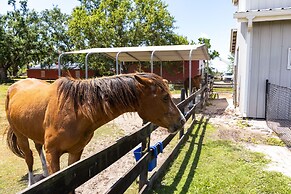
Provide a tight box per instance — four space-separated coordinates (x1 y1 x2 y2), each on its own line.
56 73 168 120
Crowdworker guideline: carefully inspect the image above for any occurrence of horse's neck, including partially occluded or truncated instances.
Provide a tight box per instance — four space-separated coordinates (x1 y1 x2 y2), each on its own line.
91 102 137 130
93 83 139 125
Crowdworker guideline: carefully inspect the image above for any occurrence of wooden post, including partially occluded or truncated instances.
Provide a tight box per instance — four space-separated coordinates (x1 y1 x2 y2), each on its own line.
192 92 196 121
179 89 186 139
138 126 151 191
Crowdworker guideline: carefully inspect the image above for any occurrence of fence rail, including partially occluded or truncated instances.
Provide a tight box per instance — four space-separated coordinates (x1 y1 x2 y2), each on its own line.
19 81 210 194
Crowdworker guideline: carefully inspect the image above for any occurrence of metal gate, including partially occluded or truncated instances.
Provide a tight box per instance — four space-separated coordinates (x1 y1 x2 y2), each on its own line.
265 80 291 147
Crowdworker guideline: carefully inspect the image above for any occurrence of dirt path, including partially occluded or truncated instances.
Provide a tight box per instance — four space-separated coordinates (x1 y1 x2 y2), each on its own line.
75 92 291 193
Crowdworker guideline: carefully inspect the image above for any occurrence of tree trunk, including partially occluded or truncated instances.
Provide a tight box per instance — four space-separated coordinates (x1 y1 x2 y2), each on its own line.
0 67 8 82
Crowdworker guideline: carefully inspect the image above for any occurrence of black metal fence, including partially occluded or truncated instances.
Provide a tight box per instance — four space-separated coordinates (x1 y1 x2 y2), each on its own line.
266 80 291 147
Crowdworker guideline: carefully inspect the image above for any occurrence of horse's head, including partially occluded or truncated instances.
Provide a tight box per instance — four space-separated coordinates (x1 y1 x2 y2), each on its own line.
134 73 186 133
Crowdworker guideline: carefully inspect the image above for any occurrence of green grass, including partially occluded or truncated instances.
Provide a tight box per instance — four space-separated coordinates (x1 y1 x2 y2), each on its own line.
151 118 291 194
265 137 286 147
171 89 182 95
213 87 233 93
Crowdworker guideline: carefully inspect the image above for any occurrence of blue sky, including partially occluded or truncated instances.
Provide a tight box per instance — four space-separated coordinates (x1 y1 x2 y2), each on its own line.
1 0 237 72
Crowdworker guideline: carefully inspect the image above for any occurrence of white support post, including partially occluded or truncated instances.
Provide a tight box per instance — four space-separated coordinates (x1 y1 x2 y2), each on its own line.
116 51 121 75
85 52 92 79
151 50 156 73
189 49 194 96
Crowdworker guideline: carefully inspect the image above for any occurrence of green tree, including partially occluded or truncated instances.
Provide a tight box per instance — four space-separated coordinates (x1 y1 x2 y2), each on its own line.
69 0 188 48
68 0 188 74
37 8 71 66
0 0 37 79
196 37 220 76
227 54 234 73
197 37 219 60
0 0 71 80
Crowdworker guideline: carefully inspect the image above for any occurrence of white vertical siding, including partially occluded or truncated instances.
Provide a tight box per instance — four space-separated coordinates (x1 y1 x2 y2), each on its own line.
248 23 261 117
247 20 291 118
269 22 282 85
256 23 271 118
280 21 291 87
246 0 291 10
238 0 247 12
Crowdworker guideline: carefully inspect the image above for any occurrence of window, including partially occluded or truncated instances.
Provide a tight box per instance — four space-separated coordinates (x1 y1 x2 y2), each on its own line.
41 70 45 78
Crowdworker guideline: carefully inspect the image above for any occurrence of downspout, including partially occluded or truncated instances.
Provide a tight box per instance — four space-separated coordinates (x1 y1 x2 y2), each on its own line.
244 16 255 117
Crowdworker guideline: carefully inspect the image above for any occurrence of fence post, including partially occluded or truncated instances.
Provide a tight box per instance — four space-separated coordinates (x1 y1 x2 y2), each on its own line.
265 79 269 120
179 89 186 138
191 93 196 121
139 127 151 191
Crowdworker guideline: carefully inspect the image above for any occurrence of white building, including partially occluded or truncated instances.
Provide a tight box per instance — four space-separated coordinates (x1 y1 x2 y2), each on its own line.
231 0 291 118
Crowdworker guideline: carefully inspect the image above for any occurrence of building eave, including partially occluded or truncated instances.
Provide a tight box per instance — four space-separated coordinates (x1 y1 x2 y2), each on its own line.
230 29 237 54
234 7 291 22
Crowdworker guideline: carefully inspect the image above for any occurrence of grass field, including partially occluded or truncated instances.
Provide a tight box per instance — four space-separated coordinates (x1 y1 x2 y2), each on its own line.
150 118 291 194
0 83 29 193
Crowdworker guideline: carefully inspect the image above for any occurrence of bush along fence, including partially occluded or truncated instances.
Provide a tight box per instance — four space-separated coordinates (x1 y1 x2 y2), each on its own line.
19 79 211 194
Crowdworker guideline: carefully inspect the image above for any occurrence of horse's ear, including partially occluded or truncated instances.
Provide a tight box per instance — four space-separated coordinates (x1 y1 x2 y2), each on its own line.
163 79 169 85
134 75 153 86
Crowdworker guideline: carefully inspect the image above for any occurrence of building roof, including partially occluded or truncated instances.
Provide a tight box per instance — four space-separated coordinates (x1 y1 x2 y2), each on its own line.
230 29 237 54
234 7 291 22
64 44 210 62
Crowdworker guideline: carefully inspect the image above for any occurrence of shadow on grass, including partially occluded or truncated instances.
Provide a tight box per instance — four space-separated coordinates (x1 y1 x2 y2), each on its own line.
19 169 44 186
152 116 209 194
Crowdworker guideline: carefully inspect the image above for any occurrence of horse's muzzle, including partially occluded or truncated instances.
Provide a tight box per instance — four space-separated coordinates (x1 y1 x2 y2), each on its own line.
168 116 186 134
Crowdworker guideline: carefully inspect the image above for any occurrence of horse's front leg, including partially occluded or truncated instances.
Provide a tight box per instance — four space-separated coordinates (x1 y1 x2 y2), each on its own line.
68 151 83 166
45 149 61 175
66 151 83 194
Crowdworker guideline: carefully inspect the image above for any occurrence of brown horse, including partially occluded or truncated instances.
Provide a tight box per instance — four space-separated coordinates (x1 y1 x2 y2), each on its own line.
183 75 202 96
5 73 185 186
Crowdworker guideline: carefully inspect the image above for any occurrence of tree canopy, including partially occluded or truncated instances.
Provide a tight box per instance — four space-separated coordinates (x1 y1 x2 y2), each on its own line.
0 0 219 80
69 0 188 49
0 0 70 80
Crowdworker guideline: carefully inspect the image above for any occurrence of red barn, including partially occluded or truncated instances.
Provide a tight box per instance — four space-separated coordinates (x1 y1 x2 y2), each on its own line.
126 60 200 83
27 69 96 80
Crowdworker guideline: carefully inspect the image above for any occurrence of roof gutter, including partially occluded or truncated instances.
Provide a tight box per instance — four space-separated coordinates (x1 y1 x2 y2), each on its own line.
234 8 291 23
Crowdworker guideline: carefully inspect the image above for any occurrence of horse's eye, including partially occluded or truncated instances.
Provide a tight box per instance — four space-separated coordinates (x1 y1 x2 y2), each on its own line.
163 94 169 102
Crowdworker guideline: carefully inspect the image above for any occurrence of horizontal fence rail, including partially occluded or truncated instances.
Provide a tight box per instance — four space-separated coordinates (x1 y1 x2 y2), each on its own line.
19 79 211 194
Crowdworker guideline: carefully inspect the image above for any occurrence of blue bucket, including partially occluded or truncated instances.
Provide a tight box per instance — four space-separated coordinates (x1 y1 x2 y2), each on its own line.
133 147 142 161
133 147 157 172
